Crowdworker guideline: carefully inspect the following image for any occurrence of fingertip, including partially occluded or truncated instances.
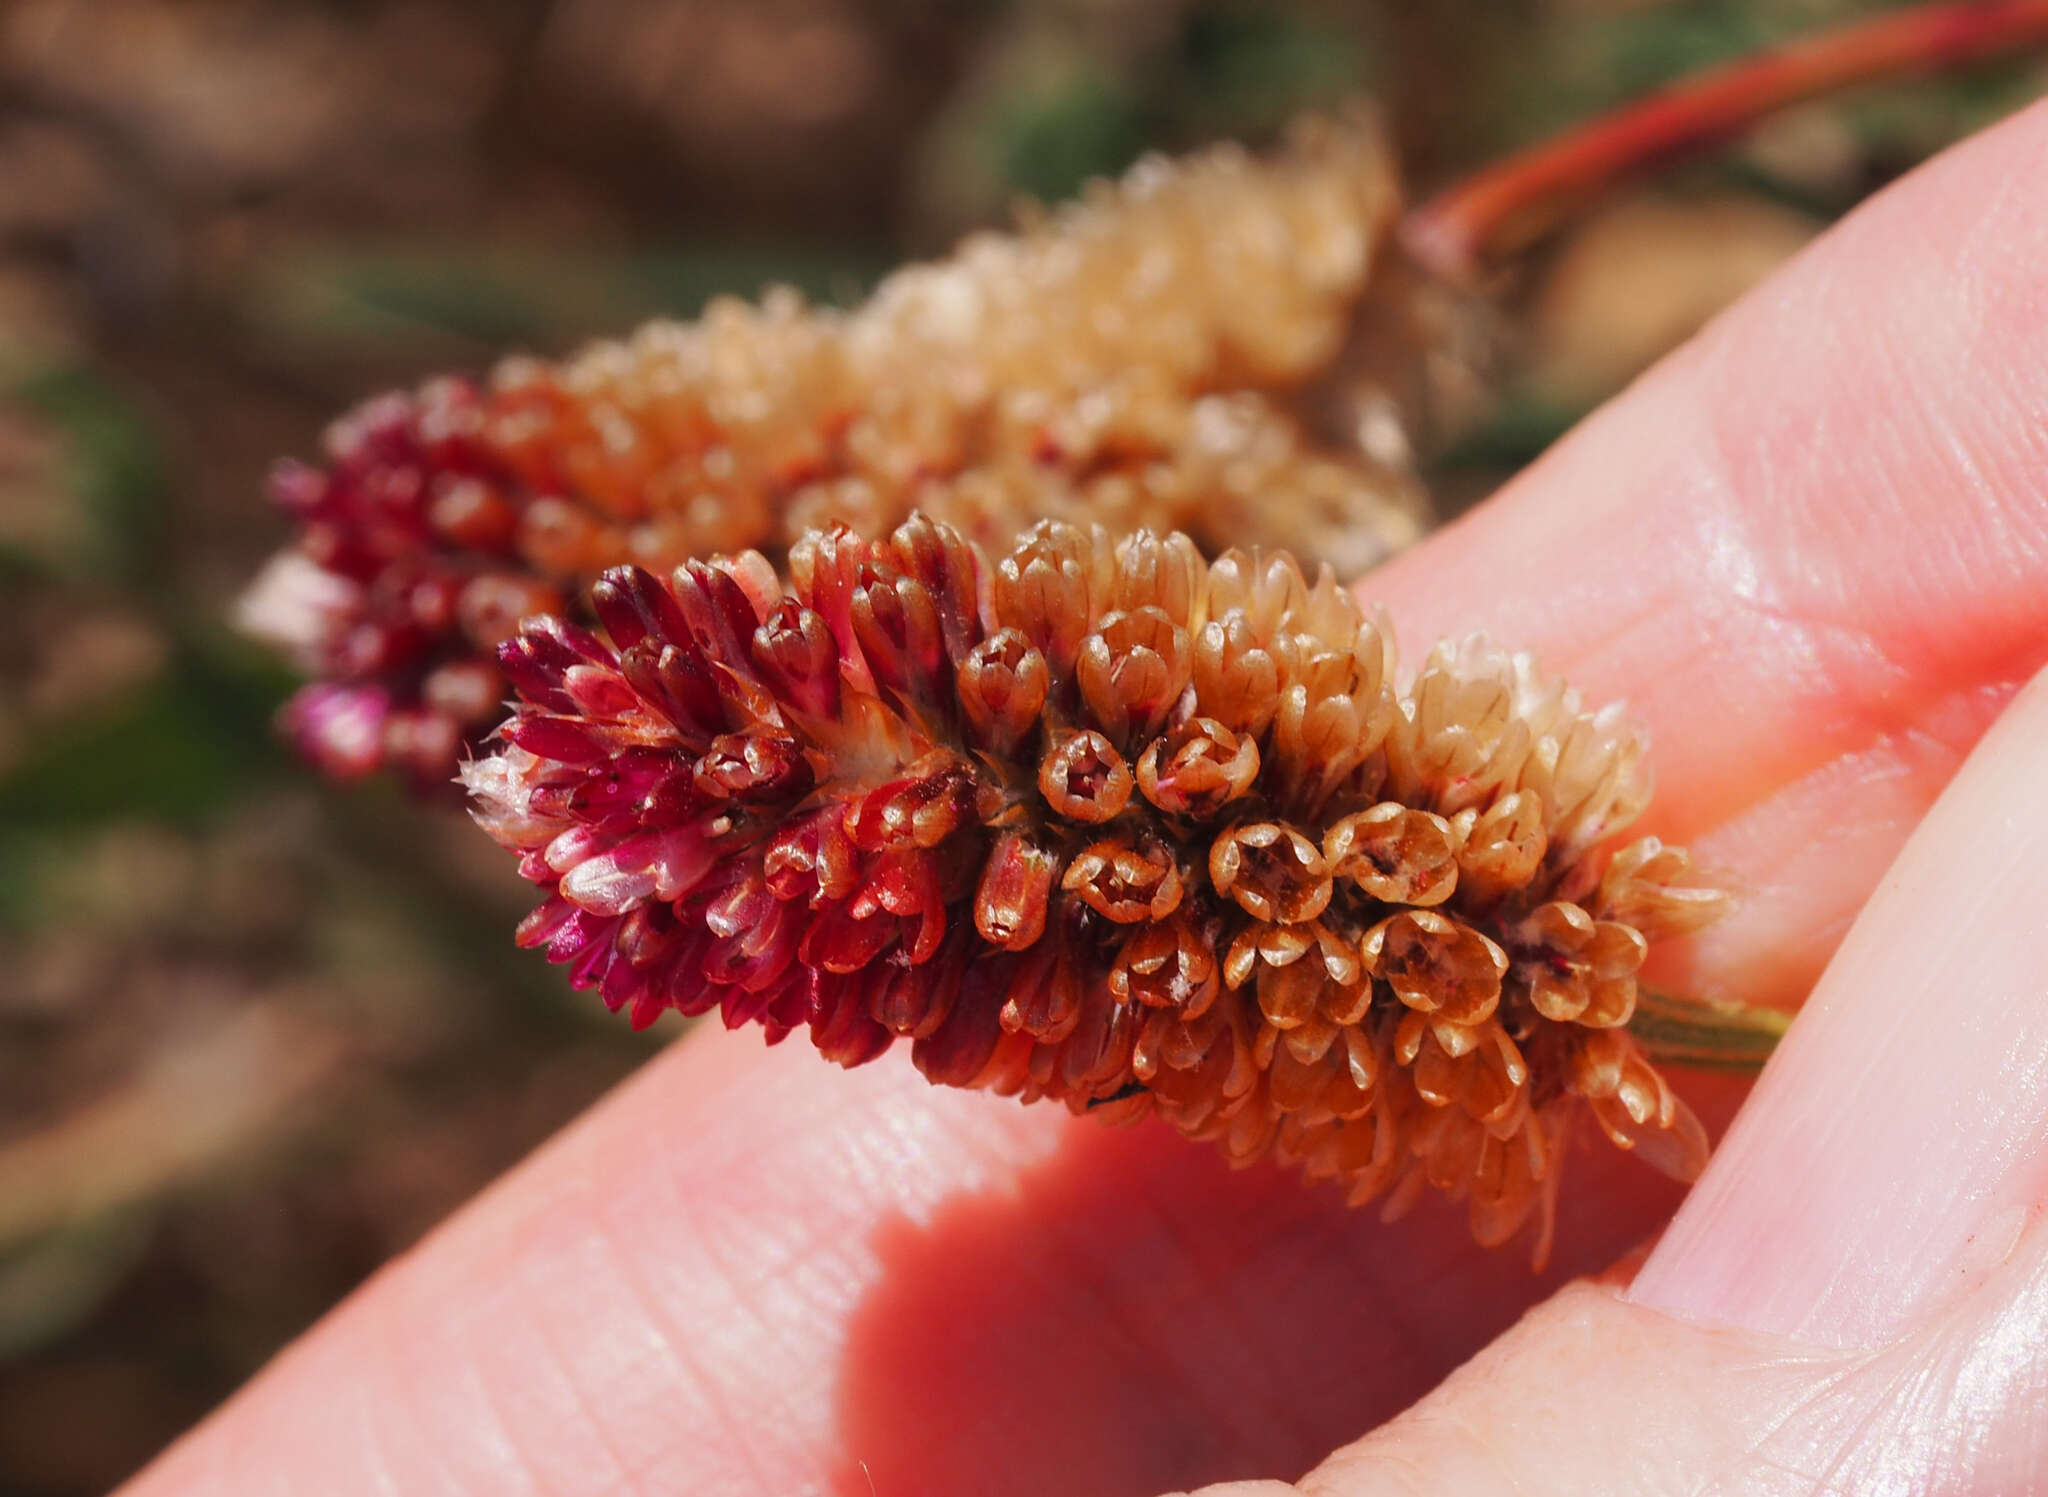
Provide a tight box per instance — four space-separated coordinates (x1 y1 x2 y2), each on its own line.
1629 664 2048 1345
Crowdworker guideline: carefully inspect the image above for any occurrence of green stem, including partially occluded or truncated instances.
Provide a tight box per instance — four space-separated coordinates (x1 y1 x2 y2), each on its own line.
1629 988 1791 1075
1402 0 2048 283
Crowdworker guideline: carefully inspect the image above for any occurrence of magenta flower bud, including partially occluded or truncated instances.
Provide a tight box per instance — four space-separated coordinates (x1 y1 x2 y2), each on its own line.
751 600 842 719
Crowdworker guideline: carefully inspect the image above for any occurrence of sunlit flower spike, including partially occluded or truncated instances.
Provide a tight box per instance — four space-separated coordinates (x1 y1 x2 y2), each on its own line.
465 514 1749 1264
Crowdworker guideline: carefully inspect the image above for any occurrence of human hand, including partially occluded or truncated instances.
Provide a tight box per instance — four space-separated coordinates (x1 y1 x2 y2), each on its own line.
121 98 2048 1497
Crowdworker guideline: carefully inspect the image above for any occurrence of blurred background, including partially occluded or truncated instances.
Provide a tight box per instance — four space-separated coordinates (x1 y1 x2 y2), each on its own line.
0 1 2039 1490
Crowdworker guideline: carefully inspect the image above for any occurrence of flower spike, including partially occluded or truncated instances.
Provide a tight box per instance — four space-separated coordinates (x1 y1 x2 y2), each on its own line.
244 118 1425 788
465 515 1735 1263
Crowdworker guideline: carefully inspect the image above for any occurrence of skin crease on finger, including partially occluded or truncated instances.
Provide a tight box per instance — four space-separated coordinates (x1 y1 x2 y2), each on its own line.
122 102 2048 1497
1187 1221 2048 1497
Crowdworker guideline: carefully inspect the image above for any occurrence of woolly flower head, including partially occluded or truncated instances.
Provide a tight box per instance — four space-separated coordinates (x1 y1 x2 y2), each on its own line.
464 514 1728 1261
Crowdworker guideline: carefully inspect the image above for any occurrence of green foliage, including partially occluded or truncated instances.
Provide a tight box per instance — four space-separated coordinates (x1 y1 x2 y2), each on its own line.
0 643 289 835
993 65 1150 202
7 366 167 589
246 244 891 356
1178 3 1373 135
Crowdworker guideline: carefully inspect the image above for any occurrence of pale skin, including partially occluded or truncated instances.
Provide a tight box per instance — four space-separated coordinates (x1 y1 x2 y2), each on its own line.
126 98 2048 1496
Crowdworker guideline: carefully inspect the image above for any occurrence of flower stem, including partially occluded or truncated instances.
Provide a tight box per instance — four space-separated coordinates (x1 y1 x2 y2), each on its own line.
1629 989 1791 1075
1402 0 2048 282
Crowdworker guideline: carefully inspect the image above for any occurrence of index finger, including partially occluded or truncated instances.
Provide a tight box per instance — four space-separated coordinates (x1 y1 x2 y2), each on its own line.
127 100 2048 1497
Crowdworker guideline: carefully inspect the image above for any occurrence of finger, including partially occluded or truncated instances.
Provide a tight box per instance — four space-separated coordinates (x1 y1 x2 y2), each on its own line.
1205 1232 2048 1497
1369 105 2048 1011
125 99 2048 1497
1631 674 2048 1344
1211 662 2048 1497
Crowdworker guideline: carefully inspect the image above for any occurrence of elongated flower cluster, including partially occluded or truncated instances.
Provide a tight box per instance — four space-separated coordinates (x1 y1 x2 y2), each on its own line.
465 514 1729 1257
244 114 1426 788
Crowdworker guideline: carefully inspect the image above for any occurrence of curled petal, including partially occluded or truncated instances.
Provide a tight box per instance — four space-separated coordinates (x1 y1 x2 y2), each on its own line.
1454 790 1546 909
1570 1029 1709 1183
1136 717 1259 820
1209 823 1331 923
558 825 716 915
999 939 1085 1043
854 569 949 716
976 832 1059 951
1190 615 1281 736
1324 802 1460 907
1255 960 1325 1030
958 629 1050 757
1111 529 1205 620
591 564 692 652
1597 837 1734 941
752 600 843 719
1077 606 1192 746
1109 915 1219 1017
882 512 985 667
991 521 1114 676
1039 730 1134 823
1061 835 1185 923
872 941 967 1038
1363 910 1505 1025
695 732 813 804
670 558 770 675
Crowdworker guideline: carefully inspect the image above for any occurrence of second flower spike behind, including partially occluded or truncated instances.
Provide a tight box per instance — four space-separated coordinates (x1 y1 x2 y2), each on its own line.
465 514 1732 1266
242 112 1450 792
242 3 2048 795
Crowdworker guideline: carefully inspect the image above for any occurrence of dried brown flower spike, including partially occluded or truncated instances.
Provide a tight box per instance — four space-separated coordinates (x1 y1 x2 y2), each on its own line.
466 515 1737 1263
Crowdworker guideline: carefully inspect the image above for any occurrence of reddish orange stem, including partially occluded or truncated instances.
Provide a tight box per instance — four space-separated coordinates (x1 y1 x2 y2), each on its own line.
1402 0 2048 282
